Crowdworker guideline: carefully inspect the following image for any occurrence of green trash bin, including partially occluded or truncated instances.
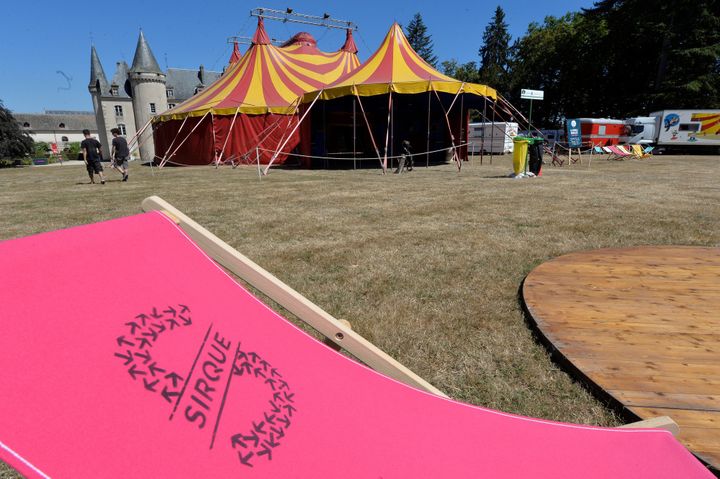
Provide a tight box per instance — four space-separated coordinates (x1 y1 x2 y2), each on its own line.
512 137 530 175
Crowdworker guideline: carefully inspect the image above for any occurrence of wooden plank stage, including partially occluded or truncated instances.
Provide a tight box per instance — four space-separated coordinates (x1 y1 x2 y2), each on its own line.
522 246 720 472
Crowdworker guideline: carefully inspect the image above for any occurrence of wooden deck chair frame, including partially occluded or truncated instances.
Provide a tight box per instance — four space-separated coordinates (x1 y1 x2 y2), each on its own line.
141 196 678 434
142 196 446 397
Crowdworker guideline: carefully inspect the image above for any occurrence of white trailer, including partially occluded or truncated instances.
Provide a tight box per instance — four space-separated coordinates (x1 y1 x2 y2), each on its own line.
622 110 720 153
468 122 518 154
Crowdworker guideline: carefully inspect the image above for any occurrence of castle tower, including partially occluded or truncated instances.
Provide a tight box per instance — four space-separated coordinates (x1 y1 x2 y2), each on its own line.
128 30 167 163
88 45 110 152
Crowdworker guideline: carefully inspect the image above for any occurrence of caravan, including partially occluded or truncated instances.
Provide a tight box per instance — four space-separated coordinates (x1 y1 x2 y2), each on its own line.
468 122 518 154
622 110 720 153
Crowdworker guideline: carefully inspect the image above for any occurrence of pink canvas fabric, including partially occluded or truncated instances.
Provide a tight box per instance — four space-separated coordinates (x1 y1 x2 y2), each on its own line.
0 212 713 478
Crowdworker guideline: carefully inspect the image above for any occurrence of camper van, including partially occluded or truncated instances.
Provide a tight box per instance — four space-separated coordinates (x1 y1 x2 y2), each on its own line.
622 110 720 153
579 118 625 146
468 122 518 154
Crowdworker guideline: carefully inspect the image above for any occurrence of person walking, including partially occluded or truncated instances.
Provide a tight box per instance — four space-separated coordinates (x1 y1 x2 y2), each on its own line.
110 128 130 181
80 129 105 184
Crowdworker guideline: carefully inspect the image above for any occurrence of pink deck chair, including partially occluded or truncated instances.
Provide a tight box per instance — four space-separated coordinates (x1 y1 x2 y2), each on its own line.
0 197 713 479
606 145 631 160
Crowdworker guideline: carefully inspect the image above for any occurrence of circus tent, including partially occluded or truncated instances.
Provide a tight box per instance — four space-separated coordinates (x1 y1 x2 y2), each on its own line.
152 18 360 166
277 23 498 171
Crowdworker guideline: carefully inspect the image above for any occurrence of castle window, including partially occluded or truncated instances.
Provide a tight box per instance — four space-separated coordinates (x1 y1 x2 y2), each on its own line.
61 136 69 142
114 105 123 116
111 86 119 96
58 123 66 128
168 103 176 109
166 88 174 98
118 124 127 135
150 103 157 114
23 122 30 128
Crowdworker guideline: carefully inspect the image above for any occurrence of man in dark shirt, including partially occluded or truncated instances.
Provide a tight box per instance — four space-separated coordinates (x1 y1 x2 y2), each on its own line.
80 129 105 184
110 128 130 181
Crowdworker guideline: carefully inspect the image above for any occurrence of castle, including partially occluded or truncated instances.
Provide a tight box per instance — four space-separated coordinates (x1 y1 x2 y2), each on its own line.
88 31 220 161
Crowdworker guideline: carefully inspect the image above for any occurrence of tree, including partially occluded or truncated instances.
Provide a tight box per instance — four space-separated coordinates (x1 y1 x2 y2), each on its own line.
478 6 512 94
0 101 33 160
441 59 480 83
584 0 720 113
405 13 438 67
506 13 609 126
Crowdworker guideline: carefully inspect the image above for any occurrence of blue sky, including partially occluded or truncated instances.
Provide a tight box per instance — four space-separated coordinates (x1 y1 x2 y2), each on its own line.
0 0 594 113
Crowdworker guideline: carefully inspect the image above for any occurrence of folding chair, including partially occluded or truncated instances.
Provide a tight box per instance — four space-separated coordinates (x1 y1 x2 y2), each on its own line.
617 145 635 157
0 197 712 478
630 144 653 159
593 145 605 155
605 145 631 160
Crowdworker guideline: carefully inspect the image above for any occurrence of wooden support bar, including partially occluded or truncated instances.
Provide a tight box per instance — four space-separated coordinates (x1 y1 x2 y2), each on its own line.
142 196 447 397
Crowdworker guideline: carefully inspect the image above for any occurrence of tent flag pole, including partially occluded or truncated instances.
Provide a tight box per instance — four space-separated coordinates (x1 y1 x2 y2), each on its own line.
217 106 241 167
160 111 211 168
354 88 385 173
383 90 392 173
158 115 190 167
264 91 321 175
426 86 431 168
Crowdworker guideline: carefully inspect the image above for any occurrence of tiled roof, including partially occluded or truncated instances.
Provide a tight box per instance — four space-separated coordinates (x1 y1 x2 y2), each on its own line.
15 113 96 132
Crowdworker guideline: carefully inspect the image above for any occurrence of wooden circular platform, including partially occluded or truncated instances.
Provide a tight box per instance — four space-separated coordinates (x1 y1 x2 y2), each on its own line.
522 246 720 471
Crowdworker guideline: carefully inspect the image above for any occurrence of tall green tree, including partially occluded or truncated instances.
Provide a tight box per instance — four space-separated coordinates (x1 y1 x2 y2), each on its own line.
478 6 512 94
405 13 438 67
0 101 33 160
507 13 608 126
585 0 720 113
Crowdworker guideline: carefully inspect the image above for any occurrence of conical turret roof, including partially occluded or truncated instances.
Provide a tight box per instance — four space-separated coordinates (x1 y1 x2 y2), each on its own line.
89 45 109 91
129 30 163 74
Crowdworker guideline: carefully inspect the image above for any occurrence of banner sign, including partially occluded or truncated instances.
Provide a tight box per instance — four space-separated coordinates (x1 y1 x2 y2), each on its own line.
566 119 582 148
521 89 544 100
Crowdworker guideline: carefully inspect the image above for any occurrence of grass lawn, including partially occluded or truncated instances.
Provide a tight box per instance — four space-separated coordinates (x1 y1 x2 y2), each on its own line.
1 154 719 477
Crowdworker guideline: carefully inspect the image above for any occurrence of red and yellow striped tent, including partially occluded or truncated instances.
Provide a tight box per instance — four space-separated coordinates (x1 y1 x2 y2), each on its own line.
292 23 497 170
153 18 360 166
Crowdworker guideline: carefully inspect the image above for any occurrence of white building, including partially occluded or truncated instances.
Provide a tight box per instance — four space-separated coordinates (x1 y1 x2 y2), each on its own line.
15 111 97 147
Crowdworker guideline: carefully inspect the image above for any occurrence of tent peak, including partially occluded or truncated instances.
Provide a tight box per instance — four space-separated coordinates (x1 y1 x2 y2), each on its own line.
341 28 358 54
281 32 317 48
252 17 271 46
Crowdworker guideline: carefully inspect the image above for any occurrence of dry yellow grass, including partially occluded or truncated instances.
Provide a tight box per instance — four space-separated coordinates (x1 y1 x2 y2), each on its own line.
1 154 719 477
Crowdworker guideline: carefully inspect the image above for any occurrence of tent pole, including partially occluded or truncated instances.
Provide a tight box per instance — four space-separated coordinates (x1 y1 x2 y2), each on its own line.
353 97 357 170
490 99 496 165
256 147 261 179
383 90 392 172
160 111 211 168
264 91 321 174
426 89 431 168
432 84 462 171
481 97 486 165
158 115 189 167
323 99 327 168
210 112 218 168
217 106 241 167
354 89 385 173
458 93 465 163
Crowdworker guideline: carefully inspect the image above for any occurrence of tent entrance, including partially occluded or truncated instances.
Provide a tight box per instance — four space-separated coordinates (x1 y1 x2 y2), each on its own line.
301 92 472 170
